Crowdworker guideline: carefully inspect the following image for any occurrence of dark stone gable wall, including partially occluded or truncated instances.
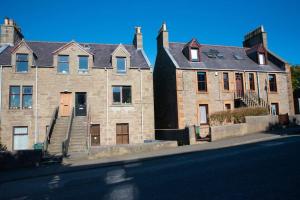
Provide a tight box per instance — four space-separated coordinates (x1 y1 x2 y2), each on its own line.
154 49 178 129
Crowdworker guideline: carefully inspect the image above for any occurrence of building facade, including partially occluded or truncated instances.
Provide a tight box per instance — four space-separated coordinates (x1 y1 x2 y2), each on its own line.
0 18 154 151
154 22 294 130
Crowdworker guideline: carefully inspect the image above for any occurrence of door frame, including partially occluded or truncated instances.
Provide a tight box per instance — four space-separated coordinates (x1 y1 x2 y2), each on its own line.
235 73 244 96
59 92 72 117
75 92 87 116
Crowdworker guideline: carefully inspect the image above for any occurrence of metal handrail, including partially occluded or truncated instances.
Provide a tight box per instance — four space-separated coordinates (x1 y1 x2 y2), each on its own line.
86 105 91 152
62 107 74 157
43 106 59 153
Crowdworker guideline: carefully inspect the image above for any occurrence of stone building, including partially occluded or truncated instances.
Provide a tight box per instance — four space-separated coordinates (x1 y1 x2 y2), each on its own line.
0 18 154 152
154 22 294 130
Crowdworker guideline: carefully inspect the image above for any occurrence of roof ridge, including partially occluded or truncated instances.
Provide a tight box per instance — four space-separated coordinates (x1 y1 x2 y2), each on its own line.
170 42 245 49
26 40 134 47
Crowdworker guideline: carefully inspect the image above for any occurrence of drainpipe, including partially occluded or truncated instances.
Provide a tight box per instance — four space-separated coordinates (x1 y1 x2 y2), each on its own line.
140 68 144 141
106 67 109 144
34 59 38 144
256 71 260 99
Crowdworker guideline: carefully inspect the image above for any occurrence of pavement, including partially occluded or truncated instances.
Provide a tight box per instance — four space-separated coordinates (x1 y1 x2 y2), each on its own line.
0 132 300 199
0 130 296 184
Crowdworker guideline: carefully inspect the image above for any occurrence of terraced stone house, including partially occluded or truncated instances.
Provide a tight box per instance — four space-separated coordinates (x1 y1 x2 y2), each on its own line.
0 18 154 153
154 22 294 131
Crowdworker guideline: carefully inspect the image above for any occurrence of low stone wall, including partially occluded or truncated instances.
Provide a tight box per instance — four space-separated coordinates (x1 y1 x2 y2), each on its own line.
89 141 178 159
210 115 279 141
245 115 278 134
211 123 247 141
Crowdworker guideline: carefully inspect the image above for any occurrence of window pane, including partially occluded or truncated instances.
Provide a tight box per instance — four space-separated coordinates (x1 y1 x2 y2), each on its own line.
113 87 121 103
14 127 28 135
198 72 206 81
199 105 207 124
117 57 126 73
58 55 69 62
14 135 29 150
122 86 131 104
223 73 229 90
23 95 32 108
58 62 69 73
191 49 198 60
23 86 32 94
16 61 28 72
16 54 28 61
259 54 265 65
10 95 20 108
79 56 88 70
10 86 20 94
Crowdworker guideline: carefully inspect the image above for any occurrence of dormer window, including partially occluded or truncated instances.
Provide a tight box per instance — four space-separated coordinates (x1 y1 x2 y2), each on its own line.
191 48 199 62
58 55 69 74
258 53 265 65
117 57 126 73
16 53 28 72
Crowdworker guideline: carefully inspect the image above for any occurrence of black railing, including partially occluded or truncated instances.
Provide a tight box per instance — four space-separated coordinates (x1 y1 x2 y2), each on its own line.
62 107 74 157
43 106 59 153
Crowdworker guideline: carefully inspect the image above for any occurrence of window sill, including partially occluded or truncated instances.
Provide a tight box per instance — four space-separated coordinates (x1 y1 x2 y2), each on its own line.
197 91 208 94
268 91 278 94
57 72 69 75
14 71 29 74
114 72 127 76
111 104 133 107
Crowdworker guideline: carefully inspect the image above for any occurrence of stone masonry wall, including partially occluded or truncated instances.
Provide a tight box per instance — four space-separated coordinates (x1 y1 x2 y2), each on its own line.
1 43 154 150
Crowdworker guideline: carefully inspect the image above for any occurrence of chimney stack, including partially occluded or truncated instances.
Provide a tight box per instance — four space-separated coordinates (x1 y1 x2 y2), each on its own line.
157 21 169 50
133 26 143 49
243 25 268 48
0 17 23 46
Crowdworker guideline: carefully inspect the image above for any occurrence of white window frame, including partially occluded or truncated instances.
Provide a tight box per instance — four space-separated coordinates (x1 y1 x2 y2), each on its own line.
13 126 29 150
116 57 126 73
258 53 265 65
191 49 199 61
199 104 208 124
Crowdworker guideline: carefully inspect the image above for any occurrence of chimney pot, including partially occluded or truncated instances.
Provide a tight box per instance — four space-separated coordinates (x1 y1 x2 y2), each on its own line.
135 26 141 34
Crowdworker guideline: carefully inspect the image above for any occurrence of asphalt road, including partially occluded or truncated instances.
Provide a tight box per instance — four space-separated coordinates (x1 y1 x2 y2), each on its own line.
1 136 300 200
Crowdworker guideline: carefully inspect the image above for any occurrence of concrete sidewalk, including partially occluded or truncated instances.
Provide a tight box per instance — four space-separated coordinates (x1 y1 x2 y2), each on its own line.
0 131 298 184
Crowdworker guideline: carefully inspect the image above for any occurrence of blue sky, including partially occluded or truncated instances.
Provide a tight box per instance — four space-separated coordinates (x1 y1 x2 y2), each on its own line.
1 0 300 65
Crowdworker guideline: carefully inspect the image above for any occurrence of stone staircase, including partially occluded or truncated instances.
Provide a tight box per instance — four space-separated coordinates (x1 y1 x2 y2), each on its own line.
47 117 69 155
235 91 269 109
68 116 88 154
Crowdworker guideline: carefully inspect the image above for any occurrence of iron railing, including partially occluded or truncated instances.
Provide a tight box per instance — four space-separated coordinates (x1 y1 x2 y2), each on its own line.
62 107 74 157
43 106 59 153
86 105 91 152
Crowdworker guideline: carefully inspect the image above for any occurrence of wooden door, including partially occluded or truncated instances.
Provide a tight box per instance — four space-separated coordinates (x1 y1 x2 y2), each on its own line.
235 74 244 97
60 92 72 116
90 124 100 146
116 123 129 144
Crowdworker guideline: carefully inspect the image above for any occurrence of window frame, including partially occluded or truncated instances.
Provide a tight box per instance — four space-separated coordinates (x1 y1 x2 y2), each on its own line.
271 103 279 115
22 86 33 109
249 73 255 91
13 126 29 150
78 55 89 73
9 86 21 109
223 72 229 91
191 48 199 62
197 72 207 92
57 55 69 74
268 74 277 92
16 53 29 73
199 104 209 125
112 86 132 105
116 57 126 74
258 53 265 65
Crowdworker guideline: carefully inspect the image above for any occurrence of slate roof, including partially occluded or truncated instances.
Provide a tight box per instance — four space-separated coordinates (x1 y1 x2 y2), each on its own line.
0 41 151 68
168 42 285 72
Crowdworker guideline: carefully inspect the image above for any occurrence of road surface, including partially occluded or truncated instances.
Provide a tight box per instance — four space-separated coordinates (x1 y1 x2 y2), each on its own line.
1 135 300 200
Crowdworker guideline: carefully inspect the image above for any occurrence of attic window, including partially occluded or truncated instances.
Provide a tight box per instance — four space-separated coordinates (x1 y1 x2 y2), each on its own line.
233 54 244 60
204 49 223 59
258 53 265 65
191 48 199 62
